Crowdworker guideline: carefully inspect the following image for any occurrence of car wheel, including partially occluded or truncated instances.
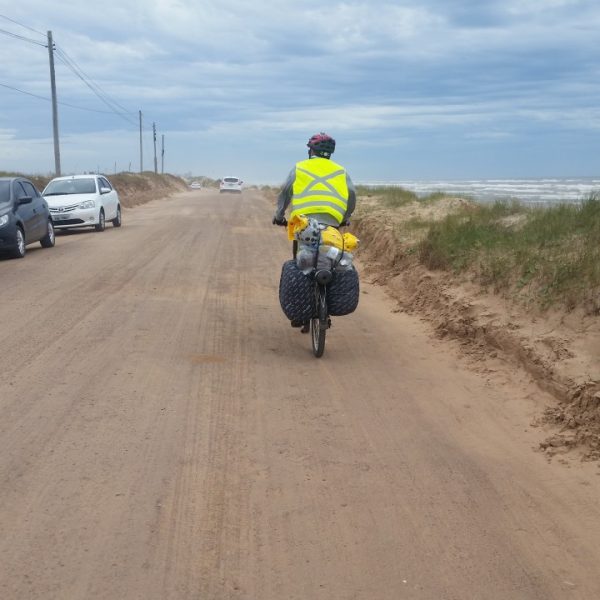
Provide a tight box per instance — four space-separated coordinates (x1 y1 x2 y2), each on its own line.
10 227 26 259
112 205 122 227
40 219 56 248
95 209 106 232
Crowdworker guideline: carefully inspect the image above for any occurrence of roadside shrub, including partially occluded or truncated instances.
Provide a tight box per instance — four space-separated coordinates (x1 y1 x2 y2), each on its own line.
417 197 600 310
357 185 419 208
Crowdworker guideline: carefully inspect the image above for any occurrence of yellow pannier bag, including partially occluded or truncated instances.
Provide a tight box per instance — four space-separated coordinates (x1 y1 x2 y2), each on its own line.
342 232 359 252
287 214 309 241
287 215 360 253
321 227 360 252
320 226 344 250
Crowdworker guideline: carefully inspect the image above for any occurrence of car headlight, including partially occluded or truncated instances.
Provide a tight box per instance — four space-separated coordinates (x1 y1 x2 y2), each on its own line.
78 200 96 209
0 214 9 228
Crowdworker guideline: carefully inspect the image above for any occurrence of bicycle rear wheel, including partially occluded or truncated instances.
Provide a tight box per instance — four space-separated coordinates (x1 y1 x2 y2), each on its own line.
311 285 327 357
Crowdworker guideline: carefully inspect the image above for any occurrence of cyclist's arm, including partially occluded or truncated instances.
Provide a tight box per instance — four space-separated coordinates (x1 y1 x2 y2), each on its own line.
274 169 295 221
343 173 356 222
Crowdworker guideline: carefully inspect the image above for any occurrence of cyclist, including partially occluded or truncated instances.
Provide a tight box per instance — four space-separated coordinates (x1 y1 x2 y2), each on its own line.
273 132 356 329
273 132 356 229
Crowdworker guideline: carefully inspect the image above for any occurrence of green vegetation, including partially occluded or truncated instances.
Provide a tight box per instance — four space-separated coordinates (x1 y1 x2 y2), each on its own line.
367 186 419 208
1 170 191 192
355 186 599 310
197 176 220 188
0 171 52 191
417 196 600 310
261 184 280 192
357 185 414 208
111 171 184 189
357 185 449 208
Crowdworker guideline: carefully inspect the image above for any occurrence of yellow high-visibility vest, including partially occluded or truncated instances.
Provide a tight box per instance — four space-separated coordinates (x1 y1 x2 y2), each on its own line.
290 157 349 224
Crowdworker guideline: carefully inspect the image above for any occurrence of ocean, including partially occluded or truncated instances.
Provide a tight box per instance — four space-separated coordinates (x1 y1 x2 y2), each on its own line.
360 178 600 205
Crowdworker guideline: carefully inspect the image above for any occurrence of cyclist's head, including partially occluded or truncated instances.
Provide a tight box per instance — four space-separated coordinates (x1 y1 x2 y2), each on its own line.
307 132 336 158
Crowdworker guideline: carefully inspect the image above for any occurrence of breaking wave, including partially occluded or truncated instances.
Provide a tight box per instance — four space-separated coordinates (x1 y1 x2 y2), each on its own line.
360 178 600 205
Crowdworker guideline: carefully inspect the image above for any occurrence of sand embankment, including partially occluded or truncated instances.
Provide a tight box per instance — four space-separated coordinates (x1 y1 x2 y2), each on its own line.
353 196 600 460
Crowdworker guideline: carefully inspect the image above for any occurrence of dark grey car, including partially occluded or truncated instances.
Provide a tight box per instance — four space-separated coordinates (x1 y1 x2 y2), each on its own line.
0 177 55 258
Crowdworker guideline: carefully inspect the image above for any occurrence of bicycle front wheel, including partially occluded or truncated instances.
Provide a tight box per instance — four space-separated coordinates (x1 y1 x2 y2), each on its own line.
311 286 327 358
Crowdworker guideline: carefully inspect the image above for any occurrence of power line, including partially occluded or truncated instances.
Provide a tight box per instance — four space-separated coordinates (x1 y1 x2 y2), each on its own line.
53 47 138 127
0 81 49 102
0 81 136 115
54 47 156 133
0 14 46 38
1 22 158 179
56 45 135 116
0 21 147 130
0 27 46 47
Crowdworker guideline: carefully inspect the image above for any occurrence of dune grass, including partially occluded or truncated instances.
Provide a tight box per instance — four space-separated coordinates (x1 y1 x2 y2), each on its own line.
417 195 600 310
356 185 449 208
356 185 418 207
0 171 52 191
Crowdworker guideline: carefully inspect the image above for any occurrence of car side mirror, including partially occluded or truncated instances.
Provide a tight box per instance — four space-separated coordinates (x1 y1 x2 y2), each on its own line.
100 187 111 194
18 196 33 205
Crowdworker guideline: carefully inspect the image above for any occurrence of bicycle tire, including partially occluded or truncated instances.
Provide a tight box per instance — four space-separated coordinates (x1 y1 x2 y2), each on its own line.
311 285 327 357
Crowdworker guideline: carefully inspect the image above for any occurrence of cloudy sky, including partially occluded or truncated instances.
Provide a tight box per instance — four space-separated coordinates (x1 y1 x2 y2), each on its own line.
1 0 600 184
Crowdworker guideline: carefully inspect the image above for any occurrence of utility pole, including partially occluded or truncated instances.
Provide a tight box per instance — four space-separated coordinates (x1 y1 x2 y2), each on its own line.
161 134 165 174
139 110 143 173
47 31 61 176
153 122 158 174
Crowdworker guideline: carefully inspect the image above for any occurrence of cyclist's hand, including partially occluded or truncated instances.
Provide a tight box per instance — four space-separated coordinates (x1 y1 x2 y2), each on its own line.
272 215 287 226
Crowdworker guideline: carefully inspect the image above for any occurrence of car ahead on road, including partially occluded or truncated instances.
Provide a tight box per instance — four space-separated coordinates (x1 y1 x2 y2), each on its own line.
42 174 121 232
0 177 55 259
219 176 243 193
189 181 202 189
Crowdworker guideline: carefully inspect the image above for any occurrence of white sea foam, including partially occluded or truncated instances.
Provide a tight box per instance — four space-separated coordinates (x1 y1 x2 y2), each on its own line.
360 178 600 204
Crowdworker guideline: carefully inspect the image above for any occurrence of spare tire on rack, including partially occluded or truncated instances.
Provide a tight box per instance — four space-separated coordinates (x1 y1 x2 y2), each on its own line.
279 260 315 322
327 268 360 316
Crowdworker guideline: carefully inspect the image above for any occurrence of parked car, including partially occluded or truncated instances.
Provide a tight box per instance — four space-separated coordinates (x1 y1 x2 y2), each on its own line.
42 174 121 231
0 177 55 258
219 176 243 193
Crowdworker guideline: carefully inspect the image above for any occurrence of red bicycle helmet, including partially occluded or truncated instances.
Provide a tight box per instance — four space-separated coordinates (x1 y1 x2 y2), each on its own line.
307 132 336 158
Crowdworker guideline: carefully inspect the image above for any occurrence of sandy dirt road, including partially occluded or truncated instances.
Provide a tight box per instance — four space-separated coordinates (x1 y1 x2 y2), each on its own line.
1 188 599 599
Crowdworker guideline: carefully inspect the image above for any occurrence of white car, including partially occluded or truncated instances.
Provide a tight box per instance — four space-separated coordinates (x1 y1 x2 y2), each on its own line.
219 176 243 193
189 181 202 189
43 174 121 231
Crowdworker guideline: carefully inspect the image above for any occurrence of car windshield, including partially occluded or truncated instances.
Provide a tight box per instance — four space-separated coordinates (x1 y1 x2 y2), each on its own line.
223 178 239 183
0 181 10 203
44 178 97 196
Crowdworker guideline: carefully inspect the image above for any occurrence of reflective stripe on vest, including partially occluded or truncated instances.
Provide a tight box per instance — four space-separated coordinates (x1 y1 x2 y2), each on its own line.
290 158 349 223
